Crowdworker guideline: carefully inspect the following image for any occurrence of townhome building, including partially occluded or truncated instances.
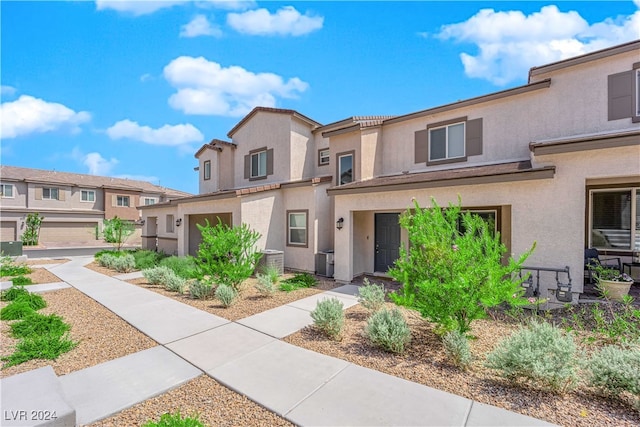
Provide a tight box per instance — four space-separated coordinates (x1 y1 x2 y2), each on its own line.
141 40 640 304
0 166 190 245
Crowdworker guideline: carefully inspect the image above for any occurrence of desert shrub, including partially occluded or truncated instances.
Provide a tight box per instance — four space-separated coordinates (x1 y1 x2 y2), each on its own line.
133 250 165 270
1 333 77 367
443 330 472 369
280 272 317 292
485 321 579 393
196 221 261 290
358 278 386 313
1 301 36 320
10 312 70 338
97 253 117 269
188 280 214 300
102 216 135 250
11 276 33 287
142 411 205 427
311 297 344 340
160 256 199 279
215 284 238 307
1 285 29 301
255 266 280 297
14 293 47 311
143 266 175 286
164 274 186 294
364 308 411 354
587 345 640 398
0 258 31 277
390 197 534 334
111 254 136 273
21 212 43 246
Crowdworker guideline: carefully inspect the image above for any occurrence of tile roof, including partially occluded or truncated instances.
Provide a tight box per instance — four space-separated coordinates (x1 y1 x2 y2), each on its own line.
227 107 323 138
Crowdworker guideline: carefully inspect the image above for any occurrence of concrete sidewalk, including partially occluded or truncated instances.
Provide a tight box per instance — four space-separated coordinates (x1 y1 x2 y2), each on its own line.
1 257 555 426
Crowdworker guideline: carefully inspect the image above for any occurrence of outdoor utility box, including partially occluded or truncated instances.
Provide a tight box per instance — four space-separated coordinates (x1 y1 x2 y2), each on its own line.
0 241 23 257
257 249 284 275
316 250 334 278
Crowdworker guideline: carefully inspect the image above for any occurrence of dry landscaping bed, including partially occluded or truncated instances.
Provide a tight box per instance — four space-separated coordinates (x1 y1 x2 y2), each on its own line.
1 267 64 285
84 261 122 277
284 302 640 427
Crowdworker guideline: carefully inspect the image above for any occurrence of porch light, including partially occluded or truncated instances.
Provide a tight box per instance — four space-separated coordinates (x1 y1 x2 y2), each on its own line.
336 217 344 230
175 218 182 227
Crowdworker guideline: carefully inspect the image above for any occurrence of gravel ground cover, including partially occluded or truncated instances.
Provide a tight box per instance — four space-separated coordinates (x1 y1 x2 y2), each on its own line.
25 258 70 266
284 302 640 427
84 261 121 277
1 287 156 378
90 375 293 427
0 267 64 285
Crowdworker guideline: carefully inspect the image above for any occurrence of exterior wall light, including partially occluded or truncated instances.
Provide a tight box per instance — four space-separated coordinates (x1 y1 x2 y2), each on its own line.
175 218 182 227
336 217 344 230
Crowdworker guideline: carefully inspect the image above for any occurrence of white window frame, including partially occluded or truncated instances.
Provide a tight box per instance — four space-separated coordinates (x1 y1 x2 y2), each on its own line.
1 184 14 198
43 187 59 200
250 150 267 178
81 190 95 202
287 210 308 247
166 214 175 233
338 153 353 186
203 160 211 181
589 187 639 251
428 121 466 162
143 197 156 206
116 195 130 207
319 148 330 166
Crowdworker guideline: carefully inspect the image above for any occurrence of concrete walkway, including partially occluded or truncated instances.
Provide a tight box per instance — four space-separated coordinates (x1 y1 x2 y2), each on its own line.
1 257 555 426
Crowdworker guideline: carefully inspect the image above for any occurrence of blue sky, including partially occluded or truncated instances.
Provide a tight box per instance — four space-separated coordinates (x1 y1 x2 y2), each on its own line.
1 1 639 194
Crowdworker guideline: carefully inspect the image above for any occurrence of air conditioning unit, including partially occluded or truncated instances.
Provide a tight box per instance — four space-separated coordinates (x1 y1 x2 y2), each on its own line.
257 249 284 275
316 250 334 277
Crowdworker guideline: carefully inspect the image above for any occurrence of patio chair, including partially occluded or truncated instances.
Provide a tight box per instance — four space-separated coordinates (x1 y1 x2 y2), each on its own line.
584 248 621 284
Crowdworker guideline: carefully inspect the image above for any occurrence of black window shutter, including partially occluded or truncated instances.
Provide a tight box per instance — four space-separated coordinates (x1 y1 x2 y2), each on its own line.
466 118 483 156
244 154 250 179
608 71 633 121
266 148 274 176
414 129 428 163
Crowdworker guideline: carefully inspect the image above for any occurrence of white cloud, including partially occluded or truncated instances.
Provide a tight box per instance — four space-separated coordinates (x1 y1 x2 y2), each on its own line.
437 4 640 85
1 85 16 97
95 0 187 16
180 14 223 38
140 73 153 82
106 119 204 146
197 1 255 11
163 56 308 117
227 6 323 36
0 95 91 139
84 152 119 175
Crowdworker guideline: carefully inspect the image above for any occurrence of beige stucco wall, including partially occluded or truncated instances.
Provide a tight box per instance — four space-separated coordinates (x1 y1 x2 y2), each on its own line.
219 145 235 191
198 148 219 194
313 133 332 178
290 117 315 181
0 181 27 207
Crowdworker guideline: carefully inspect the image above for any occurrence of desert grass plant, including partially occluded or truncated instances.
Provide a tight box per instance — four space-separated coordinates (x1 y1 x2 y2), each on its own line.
0 301 36 320
164 274 186 294
0 256 31 277
364 308 411 354
280 272 317 292
1 285 29 301
586 344 640 404
14 293 47 311
132 249 165 270
215 284 238 307
357 278 386 313
188 280 214 300
10 312 70 338
142 411 205 427
442 330 472 370
2 332 77 368
111 253 136 273
160 256 199 279
485 321 579 393
11 275 33 287
143 266 175 286
255 265 280 297
311 297 344 340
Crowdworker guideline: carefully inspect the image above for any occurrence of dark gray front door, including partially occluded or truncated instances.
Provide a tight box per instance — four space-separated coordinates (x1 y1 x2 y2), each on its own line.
375 213 400 272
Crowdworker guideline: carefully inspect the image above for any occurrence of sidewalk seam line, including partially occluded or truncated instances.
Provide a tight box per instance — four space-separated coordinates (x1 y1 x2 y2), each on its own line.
463 400 474 426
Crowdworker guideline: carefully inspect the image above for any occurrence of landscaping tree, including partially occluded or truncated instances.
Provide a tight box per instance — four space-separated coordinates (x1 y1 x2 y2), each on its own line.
196 220 261 291
390 197 535 334
21 213 44 246
102 216 135 251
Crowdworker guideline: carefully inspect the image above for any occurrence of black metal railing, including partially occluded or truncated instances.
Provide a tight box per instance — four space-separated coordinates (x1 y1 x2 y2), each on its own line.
518 265 572 303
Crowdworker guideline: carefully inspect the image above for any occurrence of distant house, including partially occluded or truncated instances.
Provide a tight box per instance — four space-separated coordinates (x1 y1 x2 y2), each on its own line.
0 165 190 245
140 40 640 304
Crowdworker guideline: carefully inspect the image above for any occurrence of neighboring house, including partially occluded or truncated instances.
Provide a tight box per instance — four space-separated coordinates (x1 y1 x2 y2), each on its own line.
0 166 190 245
141 40 639 304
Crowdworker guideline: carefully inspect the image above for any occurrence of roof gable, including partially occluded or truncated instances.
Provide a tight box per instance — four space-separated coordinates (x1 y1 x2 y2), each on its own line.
227 107 322 138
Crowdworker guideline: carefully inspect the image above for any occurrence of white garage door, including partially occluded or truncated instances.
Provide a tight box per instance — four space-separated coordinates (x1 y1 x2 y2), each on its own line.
0 221 17 241
39 222 98 243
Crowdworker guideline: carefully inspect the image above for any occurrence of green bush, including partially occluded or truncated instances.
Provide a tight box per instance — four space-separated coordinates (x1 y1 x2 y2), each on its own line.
143 266 175 286
311 297 344 340
133 250 165 270
164 274 186 294
1 285 29 301
443 330 472 369
98 253 117 269
111 254 136 273
196 221 261 290
364 308 411 354
587 345 640 398
390 198 534 334
142 411 205 427
0 262 31 277
21 212 43 246
102 216 135 250
215 284 238 307
255 266 280 297
188 280 214 300
14 293 47 311
1 301 36 320
357 278 386 313
485 321 579 393
160 256 199 279
10 313 70 338
280 272 317 292
2 333 77 367
11 276 33 287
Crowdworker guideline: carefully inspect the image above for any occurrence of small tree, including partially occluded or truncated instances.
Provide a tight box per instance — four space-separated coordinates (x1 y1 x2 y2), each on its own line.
196 220 261 291
102 216 135 251
21 213 44 246
390 198 534 334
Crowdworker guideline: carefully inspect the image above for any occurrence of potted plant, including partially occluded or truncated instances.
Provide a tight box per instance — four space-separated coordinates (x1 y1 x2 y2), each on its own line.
590 264 634 302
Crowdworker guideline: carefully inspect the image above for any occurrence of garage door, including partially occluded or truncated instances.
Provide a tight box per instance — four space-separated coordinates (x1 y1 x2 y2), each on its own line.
0 221 17 241
39 222 98 244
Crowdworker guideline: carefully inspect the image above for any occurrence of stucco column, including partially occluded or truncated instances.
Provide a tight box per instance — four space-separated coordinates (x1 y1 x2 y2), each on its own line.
334 208 353 284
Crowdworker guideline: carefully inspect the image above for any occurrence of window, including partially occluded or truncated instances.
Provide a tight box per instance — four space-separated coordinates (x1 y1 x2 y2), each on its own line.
81 190 95 202
636 68 640 118
287 210 308 247
250 150 267 178
203 160 211 181
608 63 640 122
318 149 330 166
143 198 156 206
116 195 130 207
166 214 174 233
337 152 354 186
429 122 465 161
43 187 59 200
0 184 13 198
590 188 639 251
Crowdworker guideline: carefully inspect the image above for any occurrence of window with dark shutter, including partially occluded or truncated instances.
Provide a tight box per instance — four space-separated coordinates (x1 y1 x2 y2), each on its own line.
608 70 633 121
414 129 428 164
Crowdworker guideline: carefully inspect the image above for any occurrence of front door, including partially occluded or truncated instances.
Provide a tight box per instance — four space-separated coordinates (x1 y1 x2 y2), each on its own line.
375 213 401 272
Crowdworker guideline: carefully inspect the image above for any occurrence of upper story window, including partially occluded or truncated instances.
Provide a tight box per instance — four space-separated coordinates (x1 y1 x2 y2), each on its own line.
1 184 14 198
143 197 156 206
589 187 639 251
117 195 130 207
251 150 267 178
415 117 482 166
608 62 640 122
337 152 354 186
43 187 59 200
318 148 330 166
429 122 465 162
244 147 273 181
81 190 95 202
203 160 211 181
